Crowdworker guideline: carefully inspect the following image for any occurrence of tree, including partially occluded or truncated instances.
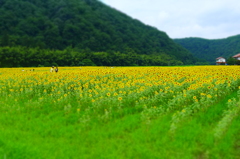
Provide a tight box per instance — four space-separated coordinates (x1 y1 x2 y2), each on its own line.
0 33 10 46
82 59 95 66
227 57 237 65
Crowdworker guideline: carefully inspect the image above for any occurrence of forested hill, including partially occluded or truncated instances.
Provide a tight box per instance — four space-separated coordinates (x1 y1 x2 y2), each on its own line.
174 35 240 64
0 0 198 67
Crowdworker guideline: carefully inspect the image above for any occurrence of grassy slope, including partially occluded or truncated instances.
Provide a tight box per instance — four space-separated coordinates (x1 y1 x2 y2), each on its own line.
0 90 240 158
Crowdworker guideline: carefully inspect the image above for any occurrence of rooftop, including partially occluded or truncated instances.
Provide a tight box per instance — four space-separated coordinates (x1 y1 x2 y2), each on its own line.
233 53 240 58
216 57 225 59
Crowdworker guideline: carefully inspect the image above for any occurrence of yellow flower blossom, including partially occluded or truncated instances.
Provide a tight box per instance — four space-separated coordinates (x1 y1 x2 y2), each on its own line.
118 97 123 101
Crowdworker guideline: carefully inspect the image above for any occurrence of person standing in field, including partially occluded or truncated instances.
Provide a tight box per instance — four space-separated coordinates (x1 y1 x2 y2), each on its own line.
55 66 58 73
50 66 54 72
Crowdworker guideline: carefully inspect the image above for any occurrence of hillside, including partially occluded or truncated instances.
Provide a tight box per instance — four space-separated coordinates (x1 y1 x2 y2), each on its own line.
0 0 198 67
174 35 240 64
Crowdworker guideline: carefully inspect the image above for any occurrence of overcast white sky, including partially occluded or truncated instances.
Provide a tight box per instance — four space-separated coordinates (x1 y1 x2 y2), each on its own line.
101 0 240 39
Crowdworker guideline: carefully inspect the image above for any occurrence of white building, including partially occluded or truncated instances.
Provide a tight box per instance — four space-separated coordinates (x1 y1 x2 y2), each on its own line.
233 53 240 60
216 57 226 65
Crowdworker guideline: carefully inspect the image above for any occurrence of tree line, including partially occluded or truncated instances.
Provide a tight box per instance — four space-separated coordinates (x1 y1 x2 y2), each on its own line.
0 46 189 67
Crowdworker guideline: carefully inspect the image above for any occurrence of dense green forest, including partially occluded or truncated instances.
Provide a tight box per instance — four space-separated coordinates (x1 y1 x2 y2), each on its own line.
174 35 240 64
0 0 199 67
0 46 186 67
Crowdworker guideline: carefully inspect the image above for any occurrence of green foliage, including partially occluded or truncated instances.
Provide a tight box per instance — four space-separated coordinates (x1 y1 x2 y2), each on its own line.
0 46 186 67
227 57 237 65
81 59 95 66
0 0 198 66
174 35 240 64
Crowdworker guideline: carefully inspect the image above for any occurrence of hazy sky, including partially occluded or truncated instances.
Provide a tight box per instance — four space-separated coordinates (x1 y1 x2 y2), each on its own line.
101 0 240 39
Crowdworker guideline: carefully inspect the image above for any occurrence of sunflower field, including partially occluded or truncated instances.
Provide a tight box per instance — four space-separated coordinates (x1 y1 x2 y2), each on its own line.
0 66 240 158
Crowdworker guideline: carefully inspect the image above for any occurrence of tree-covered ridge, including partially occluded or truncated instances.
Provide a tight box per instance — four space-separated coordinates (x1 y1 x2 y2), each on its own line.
174 35 240 64
0 0 197 66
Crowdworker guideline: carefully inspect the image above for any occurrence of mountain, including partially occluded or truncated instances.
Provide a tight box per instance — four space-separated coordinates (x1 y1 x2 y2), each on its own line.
174 35 240 64
0 0 198 67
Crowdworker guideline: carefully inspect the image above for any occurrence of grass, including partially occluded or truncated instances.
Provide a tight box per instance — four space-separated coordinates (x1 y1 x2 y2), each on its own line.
0 90 239 158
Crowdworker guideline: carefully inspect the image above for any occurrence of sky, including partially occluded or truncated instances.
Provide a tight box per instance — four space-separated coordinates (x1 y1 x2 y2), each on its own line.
101 0 240 39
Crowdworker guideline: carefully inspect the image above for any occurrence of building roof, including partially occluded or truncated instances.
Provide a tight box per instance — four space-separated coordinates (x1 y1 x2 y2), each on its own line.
233 53 240 58
216 57 225 59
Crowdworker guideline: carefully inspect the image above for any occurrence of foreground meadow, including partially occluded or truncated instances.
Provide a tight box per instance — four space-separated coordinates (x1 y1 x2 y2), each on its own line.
0 66 240 158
